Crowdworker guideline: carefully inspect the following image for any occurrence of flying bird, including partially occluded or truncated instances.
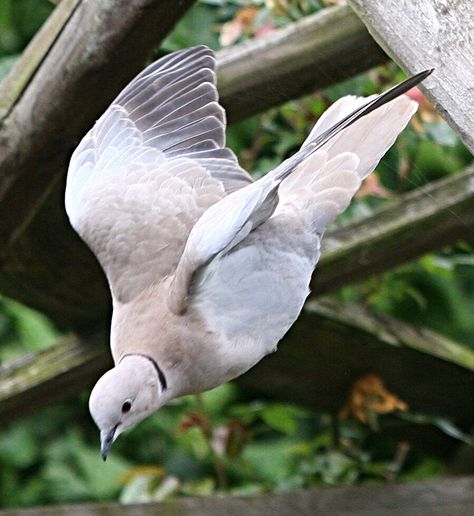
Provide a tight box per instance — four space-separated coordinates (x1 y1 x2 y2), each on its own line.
65 45 432 459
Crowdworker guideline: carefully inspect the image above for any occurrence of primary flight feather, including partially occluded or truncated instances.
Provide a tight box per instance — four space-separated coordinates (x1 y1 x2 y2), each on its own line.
65 45 431 459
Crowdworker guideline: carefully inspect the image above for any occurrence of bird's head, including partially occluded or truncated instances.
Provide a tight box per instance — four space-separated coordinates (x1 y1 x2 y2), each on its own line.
89 354 166 460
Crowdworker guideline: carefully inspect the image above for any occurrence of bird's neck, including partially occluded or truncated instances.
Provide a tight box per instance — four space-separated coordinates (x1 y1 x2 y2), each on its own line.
109 286 223 399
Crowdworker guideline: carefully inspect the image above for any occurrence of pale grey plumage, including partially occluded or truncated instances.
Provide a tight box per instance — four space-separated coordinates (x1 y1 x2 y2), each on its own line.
65 45 428 458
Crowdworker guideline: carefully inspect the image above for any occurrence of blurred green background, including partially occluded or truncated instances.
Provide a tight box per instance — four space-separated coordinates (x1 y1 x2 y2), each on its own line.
0 0 472 508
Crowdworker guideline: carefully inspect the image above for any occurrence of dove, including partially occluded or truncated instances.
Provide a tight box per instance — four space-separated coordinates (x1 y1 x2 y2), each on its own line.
65 45 432 459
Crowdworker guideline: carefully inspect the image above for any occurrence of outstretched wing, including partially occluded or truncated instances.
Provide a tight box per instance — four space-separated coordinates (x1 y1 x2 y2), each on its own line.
65 46 252 303
169 71 431 314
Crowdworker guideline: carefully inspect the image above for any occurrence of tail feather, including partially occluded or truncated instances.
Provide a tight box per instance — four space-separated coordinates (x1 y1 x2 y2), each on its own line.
277 94 418 233
310 95 417 180
279 151 361 233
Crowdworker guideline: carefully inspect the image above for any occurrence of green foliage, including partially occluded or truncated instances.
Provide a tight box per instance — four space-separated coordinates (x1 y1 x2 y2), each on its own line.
0 382 450 507
340 250 474 347
0 297 59 361
0 0 50 53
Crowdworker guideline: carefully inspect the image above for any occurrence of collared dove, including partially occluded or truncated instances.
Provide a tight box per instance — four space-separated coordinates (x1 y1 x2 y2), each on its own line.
65 45 431 459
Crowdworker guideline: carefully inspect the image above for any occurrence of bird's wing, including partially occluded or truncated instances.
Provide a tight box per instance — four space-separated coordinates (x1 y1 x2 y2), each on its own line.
168 178 281 314
170 71 430 313
65 46 252 303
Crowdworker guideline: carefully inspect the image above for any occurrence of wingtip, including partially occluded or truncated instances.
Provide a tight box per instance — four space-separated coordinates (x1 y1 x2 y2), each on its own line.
409 68 434 85
419 68 434 79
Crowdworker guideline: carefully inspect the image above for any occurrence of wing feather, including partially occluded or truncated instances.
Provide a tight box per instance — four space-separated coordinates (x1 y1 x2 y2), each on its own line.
66 46 250 302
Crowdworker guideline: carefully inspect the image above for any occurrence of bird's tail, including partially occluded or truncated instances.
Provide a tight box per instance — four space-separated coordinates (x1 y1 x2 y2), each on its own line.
277 92 418 233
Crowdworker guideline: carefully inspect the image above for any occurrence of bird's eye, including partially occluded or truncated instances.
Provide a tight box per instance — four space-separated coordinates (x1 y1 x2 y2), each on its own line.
121 401 132 413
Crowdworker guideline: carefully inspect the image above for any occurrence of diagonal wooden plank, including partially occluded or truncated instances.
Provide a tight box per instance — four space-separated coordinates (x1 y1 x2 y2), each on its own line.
0 0 197 249
349 0 474 153
1 298 473 427
0 330 111 427
0 0 80 119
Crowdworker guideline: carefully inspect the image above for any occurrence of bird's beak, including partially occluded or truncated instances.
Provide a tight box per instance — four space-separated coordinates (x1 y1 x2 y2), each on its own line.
100 426 117 461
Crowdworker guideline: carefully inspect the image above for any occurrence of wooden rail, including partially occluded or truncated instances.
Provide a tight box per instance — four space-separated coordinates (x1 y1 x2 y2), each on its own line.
1 476 473 515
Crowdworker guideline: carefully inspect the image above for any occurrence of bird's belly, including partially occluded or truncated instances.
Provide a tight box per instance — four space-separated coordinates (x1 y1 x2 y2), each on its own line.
194 216 319 371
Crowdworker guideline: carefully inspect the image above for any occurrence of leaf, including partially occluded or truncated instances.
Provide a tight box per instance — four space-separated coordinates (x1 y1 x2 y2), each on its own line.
243 439 296 484
120 473 156 504
398 412 474 446
0 422 39 468
42 462 90 502
305 451 358 485
199 383 237 416
11 301 60 349
339 374 408 424
78 451 131 499
261 404 306 435
219 7 259 47
180 477 215 496
399 457 443 481
229 482 265 496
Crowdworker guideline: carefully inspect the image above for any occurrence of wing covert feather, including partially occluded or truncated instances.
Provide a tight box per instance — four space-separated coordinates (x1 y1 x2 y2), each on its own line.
66 46 250 302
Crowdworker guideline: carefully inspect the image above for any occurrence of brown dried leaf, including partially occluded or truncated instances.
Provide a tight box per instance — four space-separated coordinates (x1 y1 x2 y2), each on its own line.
339 373 408 424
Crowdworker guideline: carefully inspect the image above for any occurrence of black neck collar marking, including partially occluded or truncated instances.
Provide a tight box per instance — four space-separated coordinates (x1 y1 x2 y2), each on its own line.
121 353 167 392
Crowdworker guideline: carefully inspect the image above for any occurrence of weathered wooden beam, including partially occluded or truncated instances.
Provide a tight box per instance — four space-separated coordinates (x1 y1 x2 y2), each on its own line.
1 476 474 515
313 164 474 295
217 3 387 123
0 330 110 426
0 0 80 118
0 0 197 247
349 0 474 153
1 298 473 427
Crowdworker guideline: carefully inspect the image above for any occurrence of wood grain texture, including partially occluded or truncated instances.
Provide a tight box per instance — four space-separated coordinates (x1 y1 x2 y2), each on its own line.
1 298 473 427
349 0 474 153
0 0 197 248
0 0 80 119
0 330 111 426
0 472 473 515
